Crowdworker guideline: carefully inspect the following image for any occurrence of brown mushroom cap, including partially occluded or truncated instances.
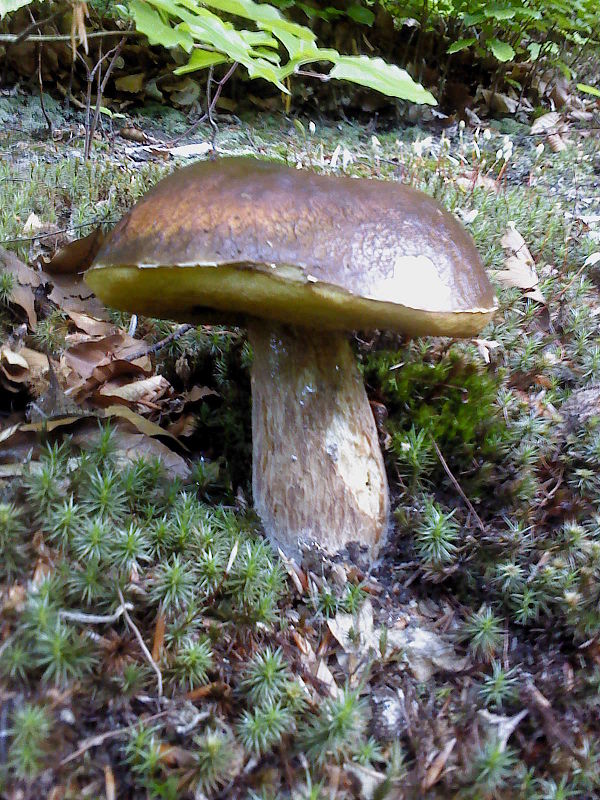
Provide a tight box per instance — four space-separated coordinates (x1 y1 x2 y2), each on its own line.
86 157 496 337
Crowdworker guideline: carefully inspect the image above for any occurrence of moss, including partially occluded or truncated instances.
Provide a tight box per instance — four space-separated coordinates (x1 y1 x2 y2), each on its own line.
363 343 507 492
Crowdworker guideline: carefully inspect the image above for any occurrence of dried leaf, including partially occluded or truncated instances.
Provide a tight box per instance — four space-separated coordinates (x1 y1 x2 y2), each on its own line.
42 267 110 320
103 404 185 446
152 610 166 662
64 334 150 381
530 111 563 135
104 430 190 479
184 385 219 403
479 89 518 114
97 374 171 406
0 246 40 327
328 600 378 656
344 764 386 800
421 738 456 790
495 224 545 303
47 228 105 274
547 133 567 152
104 764 116 800
386 625 470 681
64 311 116 337
71 0 89 57
167 413 197 438
22 212 44 235
477 709 528 751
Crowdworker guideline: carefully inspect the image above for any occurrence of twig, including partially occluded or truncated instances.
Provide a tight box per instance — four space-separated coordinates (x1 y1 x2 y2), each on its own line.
0 30 138 43
117 587 163 699
167 61 238 147
124 324 193 362
86 35 127 159
37 44 53 136
431 438 486 533
0 219 118 245
59 710 169 766
59 603 133 625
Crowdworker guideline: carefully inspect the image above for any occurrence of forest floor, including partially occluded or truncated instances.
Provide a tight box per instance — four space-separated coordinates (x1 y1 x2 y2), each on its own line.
0 90 600 799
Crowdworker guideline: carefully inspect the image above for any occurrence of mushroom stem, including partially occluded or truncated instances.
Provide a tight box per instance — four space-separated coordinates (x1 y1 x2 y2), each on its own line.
247 321 389 559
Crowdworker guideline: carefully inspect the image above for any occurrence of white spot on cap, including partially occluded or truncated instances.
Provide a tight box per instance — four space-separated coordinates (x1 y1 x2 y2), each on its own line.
368 255 454 312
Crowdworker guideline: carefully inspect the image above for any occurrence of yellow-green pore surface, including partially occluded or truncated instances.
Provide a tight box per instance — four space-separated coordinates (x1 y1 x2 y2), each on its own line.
85 157 497 337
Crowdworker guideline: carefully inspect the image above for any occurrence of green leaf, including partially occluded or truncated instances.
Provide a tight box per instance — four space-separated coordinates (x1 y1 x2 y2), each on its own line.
130 0 194 51
201 0 315 42
487 39 515 62
527 42 542 60
463 12 485 26
328 56 436 105
346 4 375 25
577 83 600 98
174 49 228 74
447 38 476 54
0 0 32 19
484 5 516 20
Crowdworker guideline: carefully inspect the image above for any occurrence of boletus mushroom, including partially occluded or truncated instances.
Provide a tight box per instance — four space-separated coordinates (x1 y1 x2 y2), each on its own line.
85 157 496 560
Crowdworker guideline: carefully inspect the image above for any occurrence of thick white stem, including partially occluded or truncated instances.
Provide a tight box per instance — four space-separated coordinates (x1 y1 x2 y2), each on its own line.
248 322 389 559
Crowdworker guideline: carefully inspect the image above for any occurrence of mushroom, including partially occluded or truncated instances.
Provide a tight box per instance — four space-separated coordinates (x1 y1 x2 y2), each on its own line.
85 157 496 560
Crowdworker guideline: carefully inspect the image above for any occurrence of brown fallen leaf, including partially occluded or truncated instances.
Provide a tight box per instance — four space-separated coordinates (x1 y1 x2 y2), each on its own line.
42 267 110 320
184 385 219 403
46 227 105 274
530 111 564 135
103 404 185 446
0 246 41 327
68 360 151 404
120 126 148 144
167 413 197 438
96 374 171 407
0 346 30 389
421 738 457 791
0 346 50 394
495 224 545 303
479 89 518 114
103 430 189 479
455 171 497 192
64 334 151 381
64 311 116 337
547 133 567 152
152 611 166 663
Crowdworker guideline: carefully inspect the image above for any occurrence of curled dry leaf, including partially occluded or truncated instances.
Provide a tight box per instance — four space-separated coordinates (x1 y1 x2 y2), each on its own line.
530 111 564 135
64 311 116 337
421 737 457 791
495 224 545 303
479 89 519 114
0 246 40 327
456 171 498 193
0 346 49 393
96 374 171 408
327 601 469 682
477 709 528 751
64 333 151 382
47 228 105 275
42 267 110 320
291 631 338 699
386 625 470 681
102 404 186 447
344 764 386 800
103 430 190 479
167 413 198 438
